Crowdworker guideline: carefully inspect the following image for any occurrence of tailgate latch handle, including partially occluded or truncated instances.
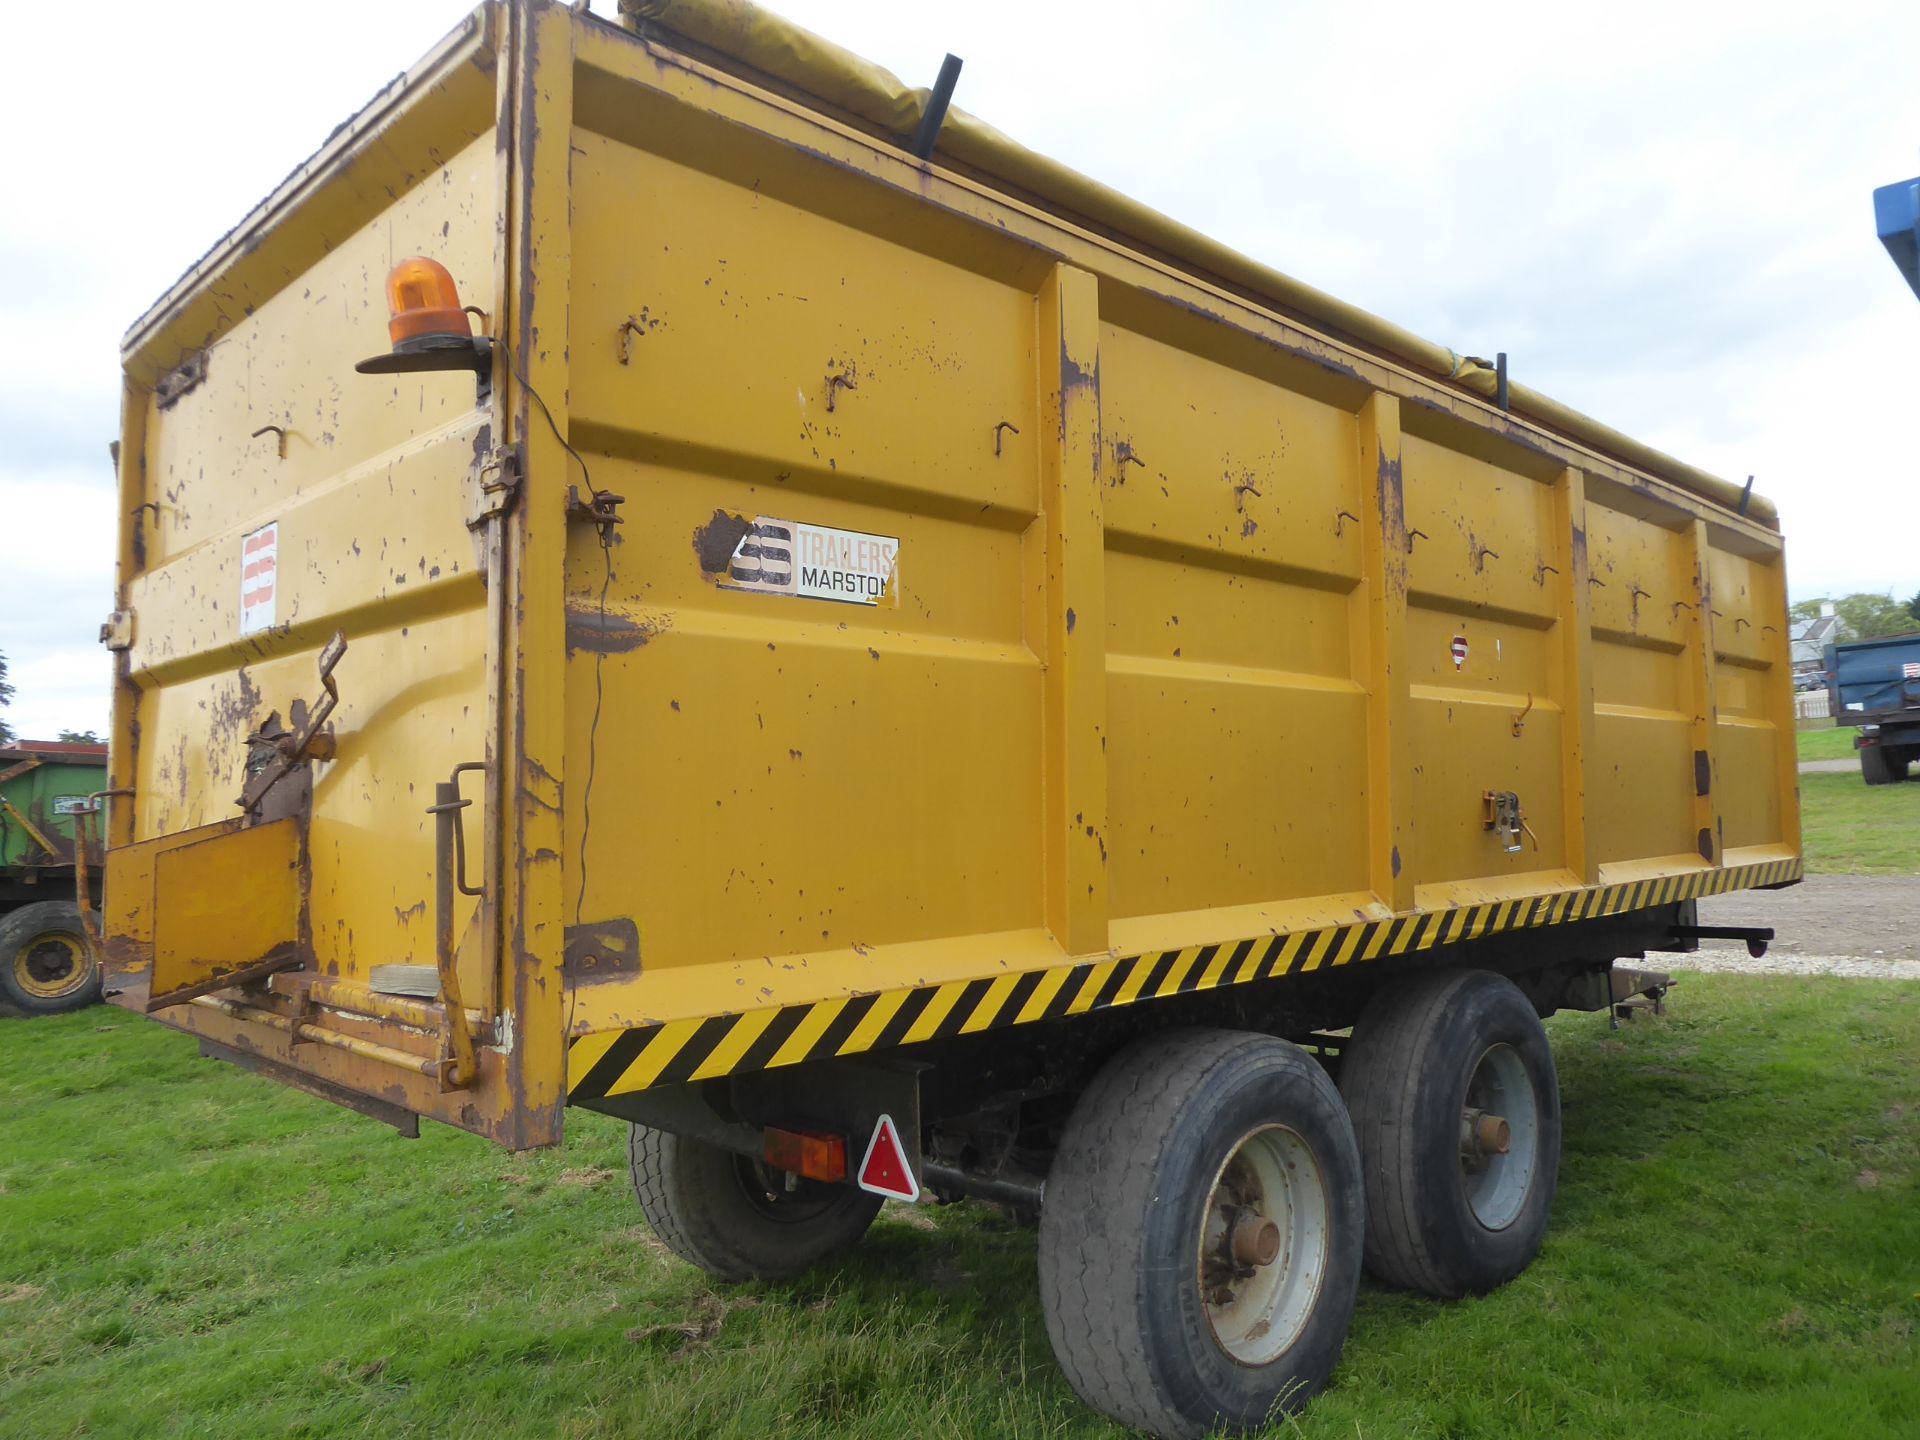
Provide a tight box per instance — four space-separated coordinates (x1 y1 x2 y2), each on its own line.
427 761 488 1089
237 631 348 816
1481 789 1537 855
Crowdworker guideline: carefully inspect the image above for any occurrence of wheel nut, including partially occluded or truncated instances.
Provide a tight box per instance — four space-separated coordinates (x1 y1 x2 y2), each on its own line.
1229 1212 1282 1267
1474 1113 1511 1155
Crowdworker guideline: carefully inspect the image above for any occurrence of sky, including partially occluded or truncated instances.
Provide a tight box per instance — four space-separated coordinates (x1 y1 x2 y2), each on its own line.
2 0 1917 741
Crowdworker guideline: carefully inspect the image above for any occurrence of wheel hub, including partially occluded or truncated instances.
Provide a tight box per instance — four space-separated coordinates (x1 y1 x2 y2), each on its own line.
1197 1124 1330 1366
1460 1107 1512 1163
1229 1210 1282 1268
14 933 88 1000
1460 1044 1540 1230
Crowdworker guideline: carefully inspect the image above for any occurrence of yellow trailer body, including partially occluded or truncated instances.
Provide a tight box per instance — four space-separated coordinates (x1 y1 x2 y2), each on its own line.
105 0 1798 1151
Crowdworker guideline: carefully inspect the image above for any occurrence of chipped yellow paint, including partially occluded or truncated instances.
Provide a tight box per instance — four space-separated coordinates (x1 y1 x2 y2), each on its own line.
100 1 1799 1149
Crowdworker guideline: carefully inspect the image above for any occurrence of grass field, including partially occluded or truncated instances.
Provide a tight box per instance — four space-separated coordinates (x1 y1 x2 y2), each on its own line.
3 978 1915 1439
1793 717 1920 874
1800 772 1920 874
1797 726 1857 763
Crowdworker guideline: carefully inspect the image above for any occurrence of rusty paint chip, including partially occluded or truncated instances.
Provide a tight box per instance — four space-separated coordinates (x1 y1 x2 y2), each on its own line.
694 509 752 575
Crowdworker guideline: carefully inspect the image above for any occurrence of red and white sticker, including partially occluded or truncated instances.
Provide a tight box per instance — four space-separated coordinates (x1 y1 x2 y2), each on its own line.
240 522 278 636
1450 634 1469 670
1904 662 1920 680
856 1114 919 1201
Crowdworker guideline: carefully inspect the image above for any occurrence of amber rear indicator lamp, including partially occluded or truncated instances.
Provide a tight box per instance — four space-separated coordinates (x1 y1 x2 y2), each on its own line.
355 256 491 386
761 1125 848 1184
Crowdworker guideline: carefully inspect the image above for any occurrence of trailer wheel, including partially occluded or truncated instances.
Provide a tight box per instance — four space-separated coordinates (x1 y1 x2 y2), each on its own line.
1339 969 1560 1298
626 1125 881 1282
1860 745 1902 785
0 901 102 1016
1037 1029 1364 1439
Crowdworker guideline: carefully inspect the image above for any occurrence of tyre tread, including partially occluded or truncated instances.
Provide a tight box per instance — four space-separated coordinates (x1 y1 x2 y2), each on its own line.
626 1125 879 1282
0 900 101 1016
1038 1028 1355 1438
1338 971 1473 1295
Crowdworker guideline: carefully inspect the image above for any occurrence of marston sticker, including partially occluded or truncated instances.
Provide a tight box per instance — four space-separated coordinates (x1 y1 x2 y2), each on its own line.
240 522 278 635
708 514 899 607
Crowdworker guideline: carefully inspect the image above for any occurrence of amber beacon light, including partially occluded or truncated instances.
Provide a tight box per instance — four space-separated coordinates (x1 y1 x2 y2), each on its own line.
354 256 491 384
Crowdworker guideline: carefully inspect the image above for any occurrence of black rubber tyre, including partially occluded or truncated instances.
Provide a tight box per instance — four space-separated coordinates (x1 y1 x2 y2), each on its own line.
0 901 102 1016
627 1125 881 1282
1861 745 1902 785
1037 1029 1365 1439
1339 969 1561 1299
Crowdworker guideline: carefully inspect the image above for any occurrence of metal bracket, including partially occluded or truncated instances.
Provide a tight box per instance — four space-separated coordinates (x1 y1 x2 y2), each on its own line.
99 610 134 651
566 484 626 545
156 350 208 409
355 334 494 404
198 1038 420 1138
69 789 132 949
1668 923 1773 958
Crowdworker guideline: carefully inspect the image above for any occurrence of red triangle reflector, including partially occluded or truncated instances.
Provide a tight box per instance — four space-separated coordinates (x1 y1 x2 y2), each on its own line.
856 1114 919 1201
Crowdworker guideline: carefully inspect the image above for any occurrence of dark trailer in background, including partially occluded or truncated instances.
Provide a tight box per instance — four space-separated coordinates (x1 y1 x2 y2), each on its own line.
1841 175 1920 784
1875 170 1920 301
1827 633 1920 784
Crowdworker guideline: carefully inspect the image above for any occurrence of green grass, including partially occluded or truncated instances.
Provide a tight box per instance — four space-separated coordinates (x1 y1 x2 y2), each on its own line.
1791 720 1920 874
1797 726 1858 763
1801 771 1920 874
4 982 1917 1438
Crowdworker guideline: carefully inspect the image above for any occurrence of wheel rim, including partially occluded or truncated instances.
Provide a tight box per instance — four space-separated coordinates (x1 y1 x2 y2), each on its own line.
1197 1123 1330 1367
12 930 94 1001
1461 1043 1539 1230
732 1157 848 1225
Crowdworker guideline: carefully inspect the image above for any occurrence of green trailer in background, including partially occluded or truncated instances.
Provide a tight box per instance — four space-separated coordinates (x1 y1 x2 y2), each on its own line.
0 741 107 1015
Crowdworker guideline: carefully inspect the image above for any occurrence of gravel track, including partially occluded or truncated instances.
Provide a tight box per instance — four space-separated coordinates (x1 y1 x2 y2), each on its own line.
1680 873 1920 978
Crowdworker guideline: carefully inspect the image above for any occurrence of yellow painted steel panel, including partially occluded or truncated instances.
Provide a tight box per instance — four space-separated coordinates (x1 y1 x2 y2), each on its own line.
151 819 302 999
106 1 1801 1137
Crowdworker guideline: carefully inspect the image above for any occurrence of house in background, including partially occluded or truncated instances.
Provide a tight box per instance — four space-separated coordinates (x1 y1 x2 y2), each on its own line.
1790 601 1842 685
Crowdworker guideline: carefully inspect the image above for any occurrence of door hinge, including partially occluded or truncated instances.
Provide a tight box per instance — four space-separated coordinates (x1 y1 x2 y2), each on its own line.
468 444 521 528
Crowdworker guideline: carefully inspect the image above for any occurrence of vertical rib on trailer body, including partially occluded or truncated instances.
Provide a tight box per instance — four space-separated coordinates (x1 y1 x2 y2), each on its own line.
105 1 1798 1145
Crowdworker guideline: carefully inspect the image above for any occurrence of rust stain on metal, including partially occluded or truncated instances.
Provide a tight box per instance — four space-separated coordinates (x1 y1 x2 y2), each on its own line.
564 917 642 983
693 508 751 574
565 602 667 654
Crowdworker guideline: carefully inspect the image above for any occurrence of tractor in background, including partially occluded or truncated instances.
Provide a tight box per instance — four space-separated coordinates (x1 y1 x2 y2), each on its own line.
0 740 107 1014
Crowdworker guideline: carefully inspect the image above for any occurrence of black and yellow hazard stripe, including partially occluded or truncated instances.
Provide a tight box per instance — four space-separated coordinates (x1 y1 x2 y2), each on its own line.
567 857 1801 1101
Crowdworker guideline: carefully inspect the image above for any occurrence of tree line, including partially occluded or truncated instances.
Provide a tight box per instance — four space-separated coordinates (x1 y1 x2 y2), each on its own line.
1791 590 1920 642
